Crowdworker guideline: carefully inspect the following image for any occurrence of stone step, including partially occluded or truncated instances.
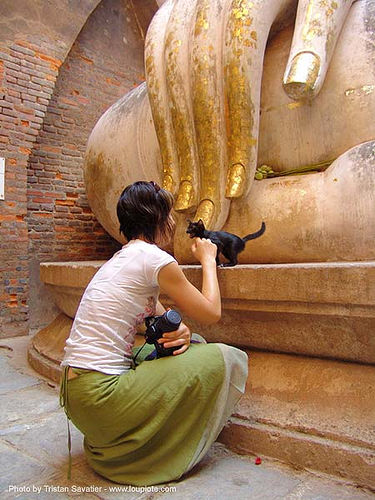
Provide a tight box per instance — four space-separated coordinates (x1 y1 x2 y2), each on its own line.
180 262 375 364
40 260 375 364
219 350 375 490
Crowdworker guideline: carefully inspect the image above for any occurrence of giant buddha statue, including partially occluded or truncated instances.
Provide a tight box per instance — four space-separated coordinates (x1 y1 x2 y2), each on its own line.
84 0 375 263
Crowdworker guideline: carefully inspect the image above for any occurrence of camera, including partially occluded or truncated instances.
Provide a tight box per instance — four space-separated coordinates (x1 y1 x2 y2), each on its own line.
145 309 182 358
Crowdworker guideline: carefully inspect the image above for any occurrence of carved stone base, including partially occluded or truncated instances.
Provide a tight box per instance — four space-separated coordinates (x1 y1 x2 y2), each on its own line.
219 351 375 490
39 260 375 364
171 262 375 364
28 313 72 383
31 259 375 489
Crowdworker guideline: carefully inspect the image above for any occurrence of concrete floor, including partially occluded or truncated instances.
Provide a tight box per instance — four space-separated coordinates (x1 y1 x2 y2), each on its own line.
1 335 374 500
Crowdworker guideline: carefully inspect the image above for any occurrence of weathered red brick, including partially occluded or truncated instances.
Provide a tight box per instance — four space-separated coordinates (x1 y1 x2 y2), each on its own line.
55 199 75 206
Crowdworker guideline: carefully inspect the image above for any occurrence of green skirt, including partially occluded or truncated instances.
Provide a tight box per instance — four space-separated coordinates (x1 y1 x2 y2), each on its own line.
60 342 248 486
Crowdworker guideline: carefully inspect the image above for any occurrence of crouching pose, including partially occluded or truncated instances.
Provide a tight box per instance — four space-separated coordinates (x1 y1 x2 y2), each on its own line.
60 180 248 485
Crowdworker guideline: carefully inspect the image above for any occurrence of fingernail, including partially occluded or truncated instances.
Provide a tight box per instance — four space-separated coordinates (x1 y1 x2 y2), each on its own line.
174 180 195 211
226 162 245 198
163 173 174 192
195 199 215 228
283 51 320 100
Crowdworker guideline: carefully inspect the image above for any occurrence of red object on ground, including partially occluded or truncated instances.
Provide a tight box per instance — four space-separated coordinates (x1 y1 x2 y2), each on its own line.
255 457 262 465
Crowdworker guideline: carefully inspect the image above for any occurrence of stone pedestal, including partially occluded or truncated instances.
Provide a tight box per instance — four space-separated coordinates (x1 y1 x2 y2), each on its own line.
177 262 375 364
28 313 73 382
29 260 375 489
219 351 375 490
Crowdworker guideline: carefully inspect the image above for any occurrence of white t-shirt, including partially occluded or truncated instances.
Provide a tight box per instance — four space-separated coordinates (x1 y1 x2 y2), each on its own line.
61 239 176 375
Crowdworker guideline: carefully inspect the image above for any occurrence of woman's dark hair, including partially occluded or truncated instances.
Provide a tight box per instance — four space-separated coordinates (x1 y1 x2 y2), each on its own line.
117 181 174 243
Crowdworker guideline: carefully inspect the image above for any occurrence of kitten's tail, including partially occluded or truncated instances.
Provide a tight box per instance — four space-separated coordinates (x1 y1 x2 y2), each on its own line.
242 222 266 242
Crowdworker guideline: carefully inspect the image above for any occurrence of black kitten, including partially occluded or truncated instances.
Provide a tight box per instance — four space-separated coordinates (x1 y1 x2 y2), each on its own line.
186 219 266 267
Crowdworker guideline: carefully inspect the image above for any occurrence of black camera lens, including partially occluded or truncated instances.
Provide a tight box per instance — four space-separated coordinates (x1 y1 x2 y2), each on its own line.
165 310 181 328
143 309 182 357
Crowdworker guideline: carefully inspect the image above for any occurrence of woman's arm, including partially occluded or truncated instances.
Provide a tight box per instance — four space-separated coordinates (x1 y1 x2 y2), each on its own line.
158 238 221 325
155 300 166 315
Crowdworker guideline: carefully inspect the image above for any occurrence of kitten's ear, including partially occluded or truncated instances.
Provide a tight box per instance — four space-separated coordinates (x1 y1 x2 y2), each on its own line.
198 219 205 228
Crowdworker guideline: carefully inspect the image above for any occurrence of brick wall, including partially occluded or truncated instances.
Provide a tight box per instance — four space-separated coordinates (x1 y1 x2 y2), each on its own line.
0 38 63 336
0 0 158 337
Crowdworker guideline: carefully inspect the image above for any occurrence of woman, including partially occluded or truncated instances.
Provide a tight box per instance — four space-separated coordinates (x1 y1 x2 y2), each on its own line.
60 180 248 486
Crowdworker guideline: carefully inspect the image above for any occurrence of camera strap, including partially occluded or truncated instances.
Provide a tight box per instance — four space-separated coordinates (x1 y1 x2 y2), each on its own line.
59 366 72 480
133 341 148 366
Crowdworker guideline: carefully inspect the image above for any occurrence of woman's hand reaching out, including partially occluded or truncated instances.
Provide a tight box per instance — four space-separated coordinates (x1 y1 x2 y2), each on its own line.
158 236 221 325
157 321 191 355
191 238 217 265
